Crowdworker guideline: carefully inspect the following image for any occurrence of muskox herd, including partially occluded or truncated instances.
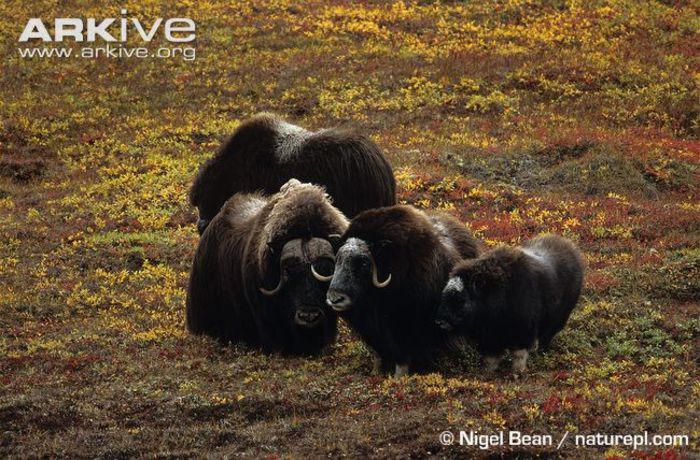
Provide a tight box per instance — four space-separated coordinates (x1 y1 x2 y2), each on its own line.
186 114 585 377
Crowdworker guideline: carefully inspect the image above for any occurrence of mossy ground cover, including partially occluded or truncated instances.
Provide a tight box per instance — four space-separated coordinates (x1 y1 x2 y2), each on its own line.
1 1 698 458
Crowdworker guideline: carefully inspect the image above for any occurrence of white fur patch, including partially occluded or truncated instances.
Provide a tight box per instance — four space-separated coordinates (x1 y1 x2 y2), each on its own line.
432 220 458 254
444 277 464 294
226 196 266 226
273 120 313 161
522 247 550 267
237 197 265 220
279 178 302 193
340 237 370 256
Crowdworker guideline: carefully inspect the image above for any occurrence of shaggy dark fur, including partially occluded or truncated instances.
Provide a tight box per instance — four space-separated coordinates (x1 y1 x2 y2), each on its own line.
326 205 482 376
186 179 348 355
436 234 584 372
190 113 396 234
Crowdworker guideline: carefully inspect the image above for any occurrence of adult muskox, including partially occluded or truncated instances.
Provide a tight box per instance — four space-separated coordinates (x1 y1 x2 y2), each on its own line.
325 205 482 377
190 113 396 234
186 179 348 355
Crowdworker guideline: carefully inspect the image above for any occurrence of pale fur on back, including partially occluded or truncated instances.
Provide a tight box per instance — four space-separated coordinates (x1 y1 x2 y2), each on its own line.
255 179 349 268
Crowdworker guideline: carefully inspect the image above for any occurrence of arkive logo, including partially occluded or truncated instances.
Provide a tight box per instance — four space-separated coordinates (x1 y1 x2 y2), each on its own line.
18 9 195 43
17 9 197 61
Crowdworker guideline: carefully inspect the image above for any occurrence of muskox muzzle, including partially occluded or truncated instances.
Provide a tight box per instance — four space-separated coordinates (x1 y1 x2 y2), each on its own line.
326 289 352 312
435 318 454 331
294 308 323 327
197 218 210 235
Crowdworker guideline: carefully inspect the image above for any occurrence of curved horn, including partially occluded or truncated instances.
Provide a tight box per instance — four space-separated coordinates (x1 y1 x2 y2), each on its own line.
259 277 284 296
260 241 284 296
371 256 391 288
311 264 333 282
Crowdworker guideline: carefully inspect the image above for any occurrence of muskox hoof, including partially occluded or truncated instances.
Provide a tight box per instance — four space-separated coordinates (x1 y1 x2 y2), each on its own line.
511 349 529 374
393 364 409 378
484 355 502 373
295 310 322 327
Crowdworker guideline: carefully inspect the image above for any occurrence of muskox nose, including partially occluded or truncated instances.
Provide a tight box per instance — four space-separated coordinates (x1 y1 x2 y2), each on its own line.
435 318 453 331
295 309 322 327
197 218 210 235
326 289 352 312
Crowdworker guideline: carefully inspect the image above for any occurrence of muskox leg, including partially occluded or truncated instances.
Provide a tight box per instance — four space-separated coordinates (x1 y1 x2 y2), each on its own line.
530 339 539 352
512 349 529 374
484 355 502 373
394 363 409 378
371 353 383 376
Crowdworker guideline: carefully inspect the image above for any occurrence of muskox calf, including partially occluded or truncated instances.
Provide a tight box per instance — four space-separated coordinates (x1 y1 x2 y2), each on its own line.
436 234 584 373
326 205 482 377
190 113 396 234
186 179 348 355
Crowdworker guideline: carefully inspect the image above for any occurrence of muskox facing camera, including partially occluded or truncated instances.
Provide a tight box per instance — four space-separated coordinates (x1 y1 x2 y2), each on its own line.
190 113 396 234
436 234 584 373
326 205 482 377
186 179 348 355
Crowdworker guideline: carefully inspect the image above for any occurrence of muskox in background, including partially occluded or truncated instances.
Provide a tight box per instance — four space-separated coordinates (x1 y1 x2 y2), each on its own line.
186 179 348 355
436 234 584 373
190 113 396 234
326 205 482 377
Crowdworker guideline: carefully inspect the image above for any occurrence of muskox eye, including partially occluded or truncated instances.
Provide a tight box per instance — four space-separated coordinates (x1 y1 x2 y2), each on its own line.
469 280 482 298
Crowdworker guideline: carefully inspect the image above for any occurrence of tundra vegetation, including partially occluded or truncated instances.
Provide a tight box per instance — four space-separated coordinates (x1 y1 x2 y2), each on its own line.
1 0 698 458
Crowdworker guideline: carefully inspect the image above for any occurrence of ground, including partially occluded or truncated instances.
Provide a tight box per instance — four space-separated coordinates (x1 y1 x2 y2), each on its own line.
1 1 698 458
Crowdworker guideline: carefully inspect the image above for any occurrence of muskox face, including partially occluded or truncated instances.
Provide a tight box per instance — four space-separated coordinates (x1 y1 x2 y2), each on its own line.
259 237 337 333
326 237 392 313
195 199 219 235
435 275 474 332
196 216 210 235
437 255 512 333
